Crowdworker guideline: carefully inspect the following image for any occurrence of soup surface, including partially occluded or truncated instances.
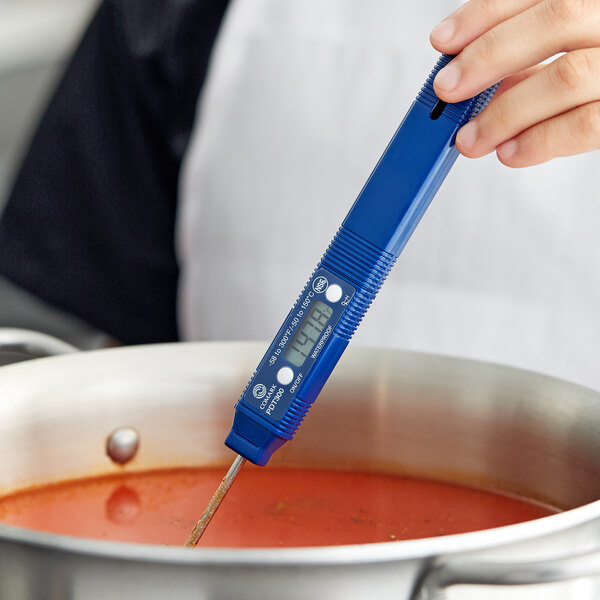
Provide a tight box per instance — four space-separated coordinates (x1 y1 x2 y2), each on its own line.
0 466 557 547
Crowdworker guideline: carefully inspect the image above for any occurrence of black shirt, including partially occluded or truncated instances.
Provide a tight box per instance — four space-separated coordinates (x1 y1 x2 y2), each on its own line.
0 0 229 344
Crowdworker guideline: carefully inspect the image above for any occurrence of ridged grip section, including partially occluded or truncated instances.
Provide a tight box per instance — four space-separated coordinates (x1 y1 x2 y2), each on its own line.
320 227 396 340
277 395 313 437
417 54 500 126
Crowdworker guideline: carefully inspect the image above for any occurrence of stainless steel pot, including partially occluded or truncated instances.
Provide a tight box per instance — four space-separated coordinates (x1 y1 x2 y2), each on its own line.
0 334 599 599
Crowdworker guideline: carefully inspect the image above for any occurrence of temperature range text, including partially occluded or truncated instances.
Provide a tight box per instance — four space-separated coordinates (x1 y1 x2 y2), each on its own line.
267 289 317 367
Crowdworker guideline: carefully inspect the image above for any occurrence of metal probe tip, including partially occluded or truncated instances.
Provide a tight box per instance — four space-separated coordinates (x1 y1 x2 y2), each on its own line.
184 454 246 547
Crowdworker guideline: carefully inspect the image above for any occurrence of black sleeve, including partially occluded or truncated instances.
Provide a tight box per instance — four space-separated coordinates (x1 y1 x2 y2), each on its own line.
0 0 230 344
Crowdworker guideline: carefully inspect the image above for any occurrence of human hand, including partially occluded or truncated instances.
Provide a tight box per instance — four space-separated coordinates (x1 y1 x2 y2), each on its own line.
429 0 600 167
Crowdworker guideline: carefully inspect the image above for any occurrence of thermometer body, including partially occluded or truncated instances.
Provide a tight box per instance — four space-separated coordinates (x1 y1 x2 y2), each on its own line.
225 55 499 465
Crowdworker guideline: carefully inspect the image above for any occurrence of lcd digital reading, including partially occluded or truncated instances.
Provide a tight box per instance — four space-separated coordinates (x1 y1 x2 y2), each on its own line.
284 300 333 367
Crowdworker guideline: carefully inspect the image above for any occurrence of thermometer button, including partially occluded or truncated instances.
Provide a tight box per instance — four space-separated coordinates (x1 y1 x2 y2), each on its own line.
325 283 343 303
277 366 294 385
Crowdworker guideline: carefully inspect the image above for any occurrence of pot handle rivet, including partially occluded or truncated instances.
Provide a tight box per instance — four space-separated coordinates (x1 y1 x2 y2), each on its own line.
106 427 140 465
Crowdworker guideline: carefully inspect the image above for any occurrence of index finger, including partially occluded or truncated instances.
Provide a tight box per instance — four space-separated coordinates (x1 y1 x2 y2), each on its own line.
431 0 600 103
430 0 542 53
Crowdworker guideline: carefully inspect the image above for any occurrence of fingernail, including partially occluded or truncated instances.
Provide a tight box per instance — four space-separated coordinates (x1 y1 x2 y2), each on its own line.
456 120 478 149
498 139 518 160
431 19 456 44
435 63 461 92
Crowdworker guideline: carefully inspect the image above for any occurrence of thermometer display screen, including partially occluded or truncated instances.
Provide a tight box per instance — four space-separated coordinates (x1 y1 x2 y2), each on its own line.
284 300 333 367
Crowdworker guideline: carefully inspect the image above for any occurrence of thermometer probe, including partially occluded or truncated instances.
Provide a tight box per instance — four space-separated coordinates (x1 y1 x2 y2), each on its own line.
185 55 499 547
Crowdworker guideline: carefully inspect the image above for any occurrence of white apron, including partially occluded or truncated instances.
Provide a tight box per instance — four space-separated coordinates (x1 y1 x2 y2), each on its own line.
177 0 600 393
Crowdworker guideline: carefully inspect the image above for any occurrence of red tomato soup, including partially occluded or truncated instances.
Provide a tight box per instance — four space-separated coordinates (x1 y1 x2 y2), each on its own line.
0 466 557 547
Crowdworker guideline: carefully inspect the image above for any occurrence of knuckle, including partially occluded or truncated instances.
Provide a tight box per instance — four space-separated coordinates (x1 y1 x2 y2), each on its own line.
535 120 557 152
475 28 500 63
487 96 513 134
476 95 513 148
552 52 592 89
547 0 587 25
478 0 499 18
576 102 600 141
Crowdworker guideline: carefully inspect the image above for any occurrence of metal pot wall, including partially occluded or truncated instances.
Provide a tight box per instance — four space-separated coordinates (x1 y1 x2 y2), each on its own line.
0 338 599 599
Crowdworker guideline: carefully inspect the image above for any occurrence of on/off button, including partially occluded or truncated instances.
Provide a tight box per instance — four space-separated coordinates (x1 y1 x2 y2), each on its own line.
277 366 294 385
325 283 343 303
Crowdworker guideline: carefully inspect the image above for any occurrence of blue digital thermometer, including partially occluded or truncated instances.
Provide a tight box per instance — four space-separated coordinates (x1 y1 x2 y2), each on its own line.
186 55 499 546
